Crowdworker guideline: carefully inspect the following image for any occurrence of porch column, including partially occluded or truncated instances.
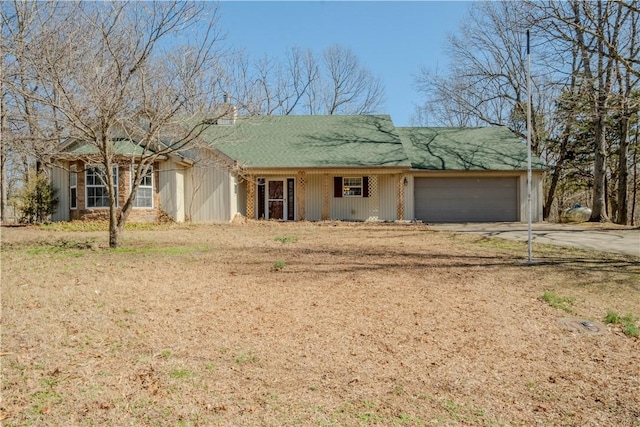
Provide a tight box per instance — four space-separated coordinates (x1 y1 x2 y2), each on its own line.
397 174 405 221
297 171 306 220
367 175 379 221
246 175 255 219
322 174 330 220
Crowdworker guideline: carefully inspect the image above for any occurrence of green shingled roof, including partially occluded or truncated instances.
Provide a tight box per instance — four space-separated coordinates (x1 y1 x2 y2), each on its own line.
397 126 545 171
202 115 411 168
62 139 149 156
58 116 545 172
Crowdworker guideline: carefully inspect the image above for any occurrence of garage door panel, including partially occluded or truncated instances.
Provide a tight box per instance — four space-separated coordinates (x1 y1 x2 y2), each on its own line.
415 177 518 222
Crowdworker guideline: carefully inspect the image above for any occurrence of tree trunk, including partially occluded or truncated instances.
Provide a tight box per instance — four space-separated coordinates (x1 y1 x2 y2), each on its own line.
108 196 120 248
588 1 614 223
543 125 575 221
544 162 564 220
109 222 121 248
111 190 136 249
632 133 638 226
0 92 7 223
104 142 120 247
616 116 629 224
589 110 609 222
0 149 6 223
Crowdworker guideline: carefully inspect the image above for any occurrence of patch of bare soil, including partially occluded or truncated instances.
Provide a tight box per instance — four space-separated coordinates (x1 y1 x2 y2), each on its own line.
1 222 639 426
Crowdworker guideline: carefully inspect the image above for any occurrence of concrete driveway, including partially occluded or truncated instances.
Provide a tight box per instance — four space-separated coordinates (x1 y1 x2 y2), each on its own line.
427 222 640 257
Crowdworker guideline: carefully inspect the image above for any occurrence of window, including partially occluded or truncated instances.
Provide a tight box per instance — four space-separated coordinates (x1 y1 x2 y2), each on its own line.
342 177 363 197
86 166 118 208
69 165 77 209
334 176 369 198
132 164 153 208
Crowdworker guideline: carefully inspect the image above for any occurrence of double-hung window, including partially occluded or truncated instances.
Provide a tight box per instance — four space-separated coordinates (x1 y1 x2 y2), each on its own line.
69 165 77 209
334 176 369 198
86 166 118 208
133 164 153 208
342 177 363 197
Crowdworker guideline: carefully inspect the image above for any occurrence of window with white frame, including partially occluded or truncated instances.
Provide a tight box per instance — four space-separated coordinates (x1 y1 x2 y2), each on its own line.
69 165 77 209
132 164 153 208
342 177 363 197
86 165 118 208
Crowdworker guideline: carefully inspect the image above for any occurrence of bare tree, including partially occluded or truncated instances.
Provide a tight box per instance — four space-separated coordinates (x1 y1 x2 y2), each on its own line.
614 6 639 224
285 47 320 115
530 0 639 222
413 3 541 134
320 45 385 115
413 2 559 216
8 1 225 247
221 44 384 116
219 48 319 116
1 86 7 222
414 1 640 223
1 1 65 221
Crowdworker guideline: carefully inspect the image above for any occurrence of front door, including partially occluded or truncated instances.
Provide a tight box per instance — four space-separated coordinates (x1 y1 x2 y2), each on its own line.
267 180 285 220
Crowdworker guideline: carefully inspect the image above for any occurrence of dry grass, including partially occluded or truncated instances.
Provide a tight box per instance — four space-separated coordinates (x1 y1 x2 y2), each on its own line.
1 221 639 427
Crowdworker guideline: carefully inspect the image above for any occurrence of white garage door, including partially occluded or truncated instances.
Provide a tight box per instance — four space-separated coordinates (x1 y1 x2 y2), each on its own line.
415 177 519 222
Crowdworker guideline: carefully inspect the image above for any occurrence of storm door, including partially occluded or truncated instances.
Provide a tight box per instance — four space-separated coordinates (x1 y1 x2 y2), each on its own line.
267 180 285 220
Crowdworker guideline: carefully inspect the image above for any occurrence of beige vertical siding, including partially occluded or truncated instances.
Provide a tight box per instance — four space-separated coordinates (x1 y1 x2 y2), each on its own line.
229 175 239 219
305 174 324 221
535 173 544 222
51 163 70 222
302 173 399 222
237 179 247 218
158 160 187 222
518 172 544 222
518 174 526 222
186 159 234 222
330 194 370 221
377 175 399 221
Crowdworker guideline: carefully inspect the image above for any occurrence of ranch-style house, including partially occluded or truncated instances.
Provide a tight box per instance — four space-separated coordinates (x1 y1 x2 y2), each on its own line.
50 114 545 224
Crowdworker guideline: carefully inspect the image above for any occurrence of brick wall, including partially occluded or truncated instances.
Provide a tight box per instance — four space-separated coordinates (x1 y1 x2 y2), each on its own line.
70 160 161 222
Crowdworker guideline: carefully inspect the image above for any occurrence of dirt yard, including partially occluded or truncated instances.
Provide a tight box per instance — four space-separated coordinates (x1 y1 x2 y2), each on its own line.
1 221 639 426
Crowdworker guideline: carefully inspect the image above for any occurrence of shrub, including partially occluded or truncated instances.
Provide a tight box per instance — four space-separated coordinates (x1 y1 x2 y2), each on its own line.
17 171 59 224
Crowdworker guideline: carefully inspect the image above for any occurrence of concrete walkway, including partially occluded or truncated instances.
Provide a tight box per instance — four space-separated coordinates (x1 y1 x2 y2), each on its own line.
427 222 640 258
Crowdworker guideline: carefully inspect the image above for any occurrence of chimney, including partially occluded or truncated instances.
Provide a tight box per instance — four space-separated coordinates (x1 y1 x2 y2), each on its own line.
215 94 236 125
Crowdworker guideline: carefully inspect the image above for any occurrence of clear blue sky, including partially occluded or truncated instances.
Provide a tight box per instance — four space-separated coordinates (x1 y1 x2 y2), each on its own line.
216 1 473 126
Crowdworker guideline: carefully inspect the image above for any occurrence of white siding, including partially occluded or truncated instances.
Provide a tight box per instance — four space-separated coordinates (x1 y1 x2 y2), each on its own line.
50 163 70 222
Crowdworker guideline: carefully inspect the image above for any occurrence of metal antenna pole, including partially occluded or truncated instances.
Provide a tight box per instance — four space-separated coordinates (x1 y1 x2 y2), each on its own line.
527 29 533 263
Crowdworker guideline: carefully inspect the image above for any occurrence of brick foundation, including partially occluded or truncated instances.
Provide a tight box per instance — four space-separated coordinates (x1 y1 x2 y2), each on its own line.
72 207 161 222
